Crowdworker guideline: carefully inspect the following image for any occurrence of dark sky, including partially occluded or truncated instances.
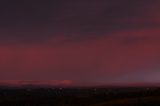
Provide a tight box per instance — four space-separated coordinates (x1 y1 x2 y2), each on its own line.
0 0 160 86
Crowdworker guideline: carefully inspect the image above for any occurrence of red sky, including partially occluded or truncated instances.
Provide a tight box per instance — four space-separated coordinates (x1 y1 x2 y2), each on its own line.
0 0 160 86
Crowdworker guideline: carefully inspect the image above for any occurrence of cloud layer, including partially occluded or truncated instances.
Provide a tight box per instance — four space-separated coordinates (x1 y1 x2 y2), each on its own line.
0 0 160 86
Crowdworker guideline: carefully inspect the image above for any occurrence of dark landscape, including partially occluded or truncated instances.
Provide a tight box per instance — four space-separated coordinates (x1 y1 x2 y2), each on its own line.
0 86 160 106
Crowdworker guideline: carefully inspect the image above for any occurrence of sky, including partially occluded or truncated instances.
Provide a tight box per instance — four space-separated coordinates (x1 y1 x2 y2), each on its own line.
0 0 160 86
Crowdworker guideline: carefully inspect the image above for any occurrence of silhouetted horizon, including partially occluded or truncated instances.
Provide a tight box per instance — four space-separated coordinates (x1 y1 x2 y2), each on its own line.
1 80 160 88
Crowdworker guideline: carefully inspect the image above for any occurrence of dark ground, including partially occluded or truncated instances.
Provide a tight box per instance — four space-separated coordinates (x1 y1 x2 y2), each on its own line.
0 86 160 106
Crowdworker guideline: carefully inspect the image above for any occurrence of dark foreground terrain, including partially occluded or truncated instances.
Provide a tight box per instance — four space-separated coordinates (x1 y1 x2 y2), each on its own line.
0 86 160 106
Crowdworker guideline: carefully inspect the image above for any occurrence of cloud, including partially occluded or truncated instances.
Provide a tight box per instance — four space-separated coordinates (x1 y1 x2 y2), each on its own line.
0 0 159 43
0 27 159 84
0 0 159 85
0 80 73 86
